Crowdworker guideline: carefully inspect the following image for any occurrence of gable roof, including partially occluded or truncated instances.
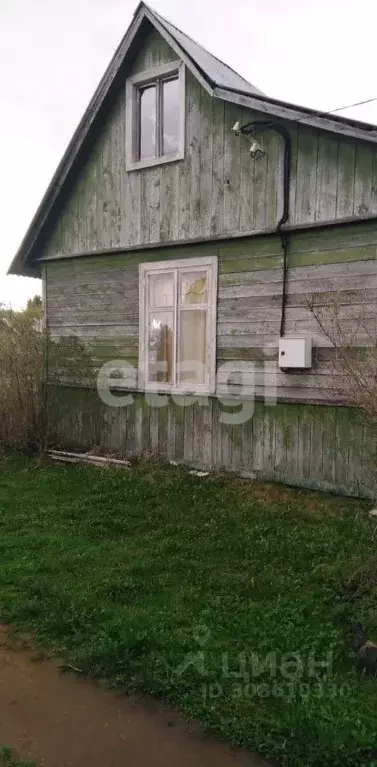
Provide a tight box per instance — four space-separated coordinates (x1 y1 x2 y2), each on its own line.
8 2 377 277
147 5 265 97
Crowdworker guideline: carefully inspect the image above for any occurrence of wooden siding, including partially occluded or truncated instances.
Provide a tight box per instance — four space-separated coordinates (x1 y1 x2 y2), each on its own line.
37 30 377 262
45 219 377 405
48 387 377 498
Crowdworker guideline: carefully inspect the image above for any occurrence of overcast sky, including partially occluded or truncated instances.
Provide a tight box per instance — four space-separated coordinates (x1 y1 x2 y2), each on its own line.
2 0 377 309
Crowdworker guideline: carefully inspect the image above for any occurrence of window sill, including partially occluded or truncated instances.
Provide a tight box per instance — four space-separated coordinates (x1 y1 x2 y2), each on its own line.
126 150 185 172
107 381 214 397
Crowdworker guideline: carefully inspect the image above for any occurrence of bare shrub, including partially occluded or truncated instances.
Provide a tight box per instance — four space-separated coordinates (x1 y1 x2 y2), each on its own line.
307 289 377 422
0 306 45 449
0 300 96 452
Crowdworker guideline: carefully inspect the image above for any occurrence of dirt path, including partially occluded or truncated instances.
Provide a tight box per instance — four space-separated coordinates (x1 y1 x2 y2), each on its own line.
0 636 269 767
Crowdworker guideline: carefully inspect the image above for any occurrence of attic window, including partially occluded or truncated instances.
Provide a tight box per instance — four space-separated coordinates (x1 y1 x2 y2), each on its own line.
126 61 185 171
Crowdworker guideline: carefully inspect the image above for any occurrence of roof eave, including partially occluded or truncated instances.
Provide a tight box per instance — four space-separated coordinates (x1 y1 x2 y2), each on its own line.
214 87 377 144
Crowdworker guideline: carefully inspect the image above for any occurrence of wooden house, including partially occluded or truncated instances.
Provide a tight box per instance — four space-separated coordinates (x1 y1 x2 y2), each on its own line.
9 2 377 496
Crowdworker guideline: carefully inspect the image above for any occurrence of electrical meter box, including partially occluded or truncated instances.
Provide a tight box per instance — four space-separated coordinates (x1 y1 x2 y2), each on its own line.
278 337 312 369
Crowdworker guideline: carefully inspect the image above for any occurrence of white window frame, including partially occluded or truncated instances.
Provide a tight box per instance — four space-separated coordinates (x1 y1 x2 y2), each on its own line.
126 61 186 171
139 256 218 395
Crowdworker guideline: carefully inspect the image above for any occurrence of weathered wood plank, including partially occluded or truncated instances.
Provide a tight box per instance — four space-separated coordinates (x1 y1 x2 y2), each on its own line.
354 144 374 217
265 130 281 228
223 102 242 234
49 385 377 496
315 134 339 222
288 123 298 225
239 107 255 233
253 135 268 230
199 88 214 235
210 99 225 236
188 76 202 240
295 128 318 224
336 140 355 219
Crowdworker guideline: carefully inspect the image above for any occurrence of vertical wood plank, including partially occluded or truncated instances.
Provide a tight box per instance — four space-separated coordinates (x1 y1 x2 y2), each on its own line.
202 400 213 470
221 417 233 471
336 140 356 219
263 407 275 472
322 406 336 485
239 108 255 232
211 99 225 236
139 170 150 245
295 128 318 224
193 401 204 467
283 404 299 478
158 405 168 456
101 113 114 249
160 165 179 242
135 397 143 455
124 167 141 247
347 409 364 494
141 396 151 457
274 413 287 475
87 145 99 251
174 397 185 461
199 88 214 236
125 402 136 454
232 421 243 472
371 150 377 215
241 406 254 474
354 144 373 217
253 135 268 229
150 406 159 454
149 168 161 243
265 130 281 229
68 176 80 254
309 407 324 482
288 123 298 225
297 405 312 479
252 403 264 473
111 100 122 247
212 399 222 469
77 175 87 253
166 402 176 459
334 406 350 488
223 102 242 234
183 400 194 463
315 134 339 222
188 77 201 240
177 76 191 241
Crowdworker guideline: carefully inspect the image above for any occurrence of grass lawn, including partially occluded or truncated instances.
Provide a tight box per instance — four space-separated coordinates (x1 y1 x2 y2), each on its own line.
0 747 34 767
1 455 377 766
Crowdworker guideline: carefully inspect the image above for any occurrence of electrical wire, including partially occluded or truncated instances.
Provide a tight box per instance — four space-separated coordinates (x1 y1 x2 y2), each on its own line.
291 96 377 129
328 96 377 114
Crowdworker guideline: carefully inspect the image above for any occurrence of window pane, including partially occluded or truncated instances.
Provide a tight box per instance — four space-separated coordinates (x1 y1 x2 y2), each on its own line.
180 272 208 305
148 273 174 308
148 311 174 384
178 310 206 385
162 77 180 155
140 85 156 160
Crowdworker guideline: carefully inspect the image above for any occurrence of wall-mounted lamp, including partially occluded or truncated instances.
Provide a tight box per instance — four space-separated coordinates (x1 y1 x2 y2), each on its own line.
249 139 265 158
232 122 265 157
